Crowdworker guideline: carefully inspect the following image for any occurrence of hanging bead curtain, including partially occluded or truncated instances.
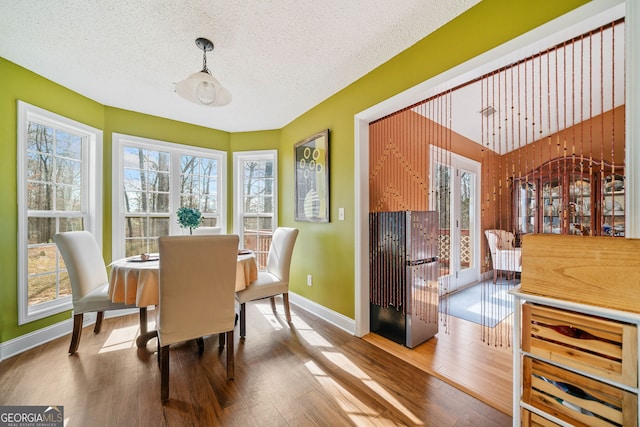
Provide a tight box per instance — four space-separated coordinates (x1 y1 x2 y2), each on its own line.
368 18 625 347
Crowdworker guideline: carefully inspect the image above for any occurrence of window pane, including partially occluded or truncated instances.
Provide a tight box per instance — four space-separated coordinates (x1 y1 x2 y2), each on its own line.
28 273 57 306
27 151 52 181
27 182 53 210
180 155 218 216
59 217 83 232
55 130 82 160
56 184 82 211
28 217 56 244
150 192 170 213
56 158 81 185
27 123 53 153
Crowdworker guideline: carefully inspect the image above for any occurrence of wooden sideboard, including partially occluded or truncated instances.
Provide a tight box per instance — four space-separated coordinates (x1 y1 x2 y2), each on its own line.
511 235 640 426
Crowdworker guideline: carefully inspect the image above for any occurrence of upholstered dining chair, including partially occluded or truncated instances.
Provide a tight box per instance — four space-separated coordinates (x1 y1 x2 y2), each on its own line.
235 227 299 338
191 226 222 235
484 229 522 283
157 234 239 402
53 230 142 354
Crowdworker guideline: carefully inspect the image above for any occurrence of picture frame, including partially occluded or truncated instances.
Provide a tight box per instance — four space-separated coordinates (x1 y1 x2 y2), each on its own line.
294 129 329 222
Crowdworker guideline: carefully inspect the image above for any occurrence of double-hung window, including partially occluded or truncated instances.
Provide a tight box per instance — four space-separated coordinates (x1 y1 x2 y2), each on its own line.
233 150 277 270
112 134 226 260
17 101 103 324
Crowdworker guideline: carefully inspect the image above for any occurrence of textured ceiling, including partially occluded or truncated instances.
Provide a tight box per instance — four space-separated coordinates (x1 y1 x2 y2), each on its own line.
0 0 479 132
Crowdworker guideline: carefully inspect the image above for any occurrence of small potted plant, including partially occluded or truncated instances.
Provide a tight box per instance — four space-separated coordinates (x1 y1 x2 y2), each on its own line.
176 207 203 235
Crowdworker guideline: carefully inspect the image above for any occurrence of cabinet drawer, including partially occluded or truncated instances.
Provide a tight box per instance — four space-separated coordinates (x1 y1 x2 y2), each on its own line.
524 357 637 426
523 303 638 387
521 409 562 427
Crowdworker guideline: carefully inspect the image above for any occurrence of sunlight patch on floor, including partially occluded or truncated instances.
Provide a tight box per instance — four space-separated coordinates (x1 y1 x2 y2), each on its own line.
98 325 138 353
322 351 424 425
255 302 284 331
304 360 381 423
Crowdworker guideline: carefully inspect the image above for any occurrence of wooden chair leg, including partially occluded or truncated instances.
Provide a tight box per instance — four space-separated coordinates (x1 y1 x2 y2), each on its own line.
226 330 234 380
196 337 204 356
270 296 277 312
239 303 246 338
93 311 104 333
283 293 292 324
493 269 497 284
218 333 226 348
69 313 84 354
160 345 170 402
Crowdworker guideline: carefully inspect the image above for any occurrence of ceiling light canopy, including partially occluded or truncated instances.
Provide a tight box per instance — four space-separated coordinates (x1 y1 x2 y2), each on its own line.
175 37 231 107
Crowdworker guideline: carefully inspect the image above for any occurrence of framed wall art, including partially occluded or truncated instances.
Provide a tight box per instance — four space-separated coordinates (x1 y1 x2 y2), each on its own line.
294 129 329 222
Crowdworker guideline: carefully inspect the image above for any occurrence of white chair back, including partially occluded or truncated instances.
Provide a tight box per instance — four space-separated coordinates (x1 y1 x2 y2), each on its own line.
53 231 108 302
265 227 299 282
158 234 239 346
192 227 222 235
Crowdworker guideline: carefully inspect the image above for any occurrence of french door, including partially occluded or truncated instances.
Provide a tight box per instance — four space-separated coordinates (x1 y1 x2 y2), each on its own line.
432 149 481 293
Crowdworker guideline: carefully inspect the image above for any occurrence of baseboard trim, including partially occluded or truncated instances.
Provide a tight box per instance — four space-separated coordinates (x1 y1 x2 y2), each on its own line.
0 300 353 361
289 292 356 335
0 308 140 362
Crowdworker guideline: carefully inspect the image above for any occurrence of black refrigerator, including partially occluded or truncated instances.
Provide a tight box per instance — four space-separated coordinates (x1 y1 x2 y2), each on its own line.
369 211 439 348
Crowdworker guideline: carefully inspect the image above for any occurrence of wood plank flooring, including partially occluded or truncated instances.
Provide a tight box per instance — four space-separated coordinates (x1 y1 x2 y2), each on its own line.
0 299 511 426
364 314 513 416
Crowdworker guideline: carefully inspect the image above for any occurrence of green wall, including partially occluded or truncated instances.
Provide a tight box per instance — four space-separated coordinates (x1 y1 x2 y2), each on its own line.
0 0 589 345
278 0 590 317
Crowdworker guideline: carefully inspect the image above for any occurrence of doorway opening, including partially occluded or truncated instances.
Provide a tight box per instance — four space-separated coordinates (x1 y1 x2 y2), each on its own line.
355 1 631 413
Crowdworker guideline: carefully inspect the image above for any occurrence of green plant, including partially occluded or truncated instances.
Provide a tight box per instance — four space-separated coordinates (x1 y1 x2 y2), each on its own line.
176 207 202 234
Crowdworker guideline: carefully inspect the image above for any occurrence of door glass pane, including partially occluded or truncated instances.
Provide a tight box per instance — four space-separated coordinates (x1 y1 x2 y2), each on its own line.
435 164 450 276
459 171 474 272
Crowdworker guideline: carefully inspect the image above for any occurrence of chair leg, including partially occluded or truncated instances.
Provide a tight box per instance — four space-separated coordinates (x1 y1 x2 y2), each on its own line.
226 330 234 380
239 303 246 338
69 313 84 354
160 345 170 402
283 293 292 324
493 269 497 284
270 296 277 312
94 311 104 334
196 337 204 356
218 333 226 348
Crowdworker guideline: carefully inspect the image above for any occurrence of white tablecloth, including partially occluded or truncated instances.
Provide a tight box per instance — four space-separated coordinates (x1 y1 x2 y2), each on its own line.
108 253 258 307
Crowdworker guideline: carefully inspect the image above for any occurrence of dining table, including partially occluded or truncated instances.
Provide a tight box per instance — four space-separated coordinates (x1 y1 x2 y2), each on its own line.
108 250 258 348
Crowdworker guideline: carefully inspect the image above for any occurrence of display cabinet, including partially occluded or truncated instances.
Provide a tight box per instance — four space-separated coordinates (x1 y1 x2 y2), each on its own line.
512 158 624 238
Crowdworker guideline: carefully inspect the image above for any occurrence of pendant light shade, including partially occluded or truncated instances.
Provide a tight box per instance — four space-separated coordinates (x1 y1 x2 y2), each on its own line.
175 38 231 106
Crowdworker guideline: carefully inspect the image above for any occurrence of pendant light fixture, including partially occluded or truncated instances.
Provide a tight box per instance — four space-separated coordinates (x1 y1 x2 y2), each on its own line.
175 37 231 106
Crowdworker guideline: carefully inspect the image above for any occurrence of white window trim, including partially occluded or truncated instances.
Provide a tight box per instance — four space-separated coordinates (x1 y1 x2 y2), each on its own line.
233 150 278 237
17 101 103 325
112 133 227 261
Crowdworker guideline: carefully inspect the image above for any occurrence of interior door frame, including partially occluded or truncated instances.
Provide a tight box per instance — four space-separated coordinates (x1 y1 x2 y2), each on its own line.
353 0 636 338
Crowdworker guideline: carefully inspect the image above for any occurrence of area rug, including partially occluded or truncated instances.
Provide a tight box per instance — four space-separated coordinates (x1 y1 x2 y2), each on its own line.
440 280 517 327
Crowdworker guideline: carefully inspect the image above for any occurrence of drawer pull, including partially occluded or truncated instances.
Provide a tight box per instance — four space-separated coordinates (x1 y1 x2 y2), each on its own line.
535 374 620 411
534 321 617 345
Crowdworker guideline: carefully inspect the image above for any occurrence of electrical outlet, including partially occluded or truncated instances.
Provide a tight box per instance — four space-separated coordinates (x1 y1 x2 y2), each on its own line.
307 274 313 286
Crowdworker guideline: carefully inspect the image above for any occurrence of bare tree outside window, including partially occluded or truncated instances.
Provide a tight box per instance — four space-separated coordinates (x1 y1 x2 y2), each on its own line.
26 122 85 306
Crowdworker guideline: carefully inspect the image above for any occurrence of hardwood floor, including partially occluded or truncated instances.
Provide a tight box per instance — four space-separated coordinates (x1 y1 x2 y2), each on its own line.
364 314 513 415
0 299 511 426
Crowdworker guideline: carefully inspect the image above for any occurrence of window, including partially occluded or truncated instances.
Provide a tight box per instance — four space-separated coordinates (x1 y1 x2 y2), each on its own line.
17 101 103 324
233 151 277 270
112 133 226 260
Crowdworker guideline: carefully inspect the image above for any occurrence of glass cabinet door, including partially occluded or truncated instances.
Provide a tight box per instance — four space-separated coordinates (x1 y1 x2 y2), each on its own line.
568 175 592 235
541 178 562 234
602 174 625 236
515 181 536 236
